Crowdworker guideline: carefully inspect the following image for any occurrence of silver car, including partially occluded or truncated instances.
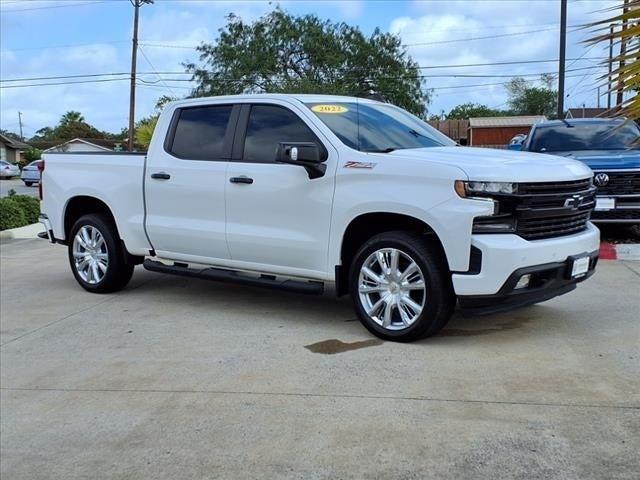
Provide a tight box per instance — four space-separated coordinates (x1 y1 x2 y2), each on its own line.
20 160 42 186
0 160 20 179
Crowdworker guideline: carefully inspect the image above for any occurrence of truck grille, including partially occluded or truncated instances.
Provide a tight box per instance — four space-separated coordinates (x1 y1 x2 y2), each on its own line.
593 171 640 196
511 179 596 240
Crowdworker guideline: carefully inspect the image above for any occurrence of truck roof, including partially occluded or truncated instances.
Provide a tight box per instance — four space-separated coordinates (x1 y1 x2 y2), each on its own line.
537 117 627 128
168 93 384 108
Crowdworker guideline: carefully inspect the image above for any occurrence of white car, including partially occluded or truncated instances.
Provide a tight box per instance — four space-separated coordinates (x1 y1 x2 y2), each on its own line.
39 94 599 342
20 160 42 186
0 160 20 178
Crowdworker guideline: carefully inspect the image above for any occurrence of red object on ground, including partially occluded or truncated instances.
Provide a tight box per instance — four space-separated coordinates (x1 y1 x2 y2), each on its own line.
599 242 618 260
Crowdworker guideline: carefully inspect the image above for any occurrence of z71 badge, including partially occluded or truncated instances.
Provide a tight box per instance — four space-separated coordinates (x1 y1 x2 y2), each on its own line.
344 161 377 169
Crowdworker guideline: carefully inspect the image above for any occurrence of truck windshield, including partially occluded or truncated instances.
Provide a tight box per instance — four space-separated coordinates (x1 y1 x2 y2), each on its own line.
305 102 455 152
529 121 640 152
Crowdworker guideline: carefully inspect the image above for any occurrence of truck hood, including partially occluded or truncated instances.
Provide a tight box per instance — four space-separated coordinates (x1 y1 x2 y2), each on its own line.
384 146 593 182
544 149 640 170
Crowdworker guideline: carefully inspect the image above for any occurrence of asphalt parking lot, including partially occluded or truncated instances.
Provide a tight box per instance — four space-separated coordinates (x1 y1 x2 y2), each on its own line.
0 178 38 198
1 238 639 479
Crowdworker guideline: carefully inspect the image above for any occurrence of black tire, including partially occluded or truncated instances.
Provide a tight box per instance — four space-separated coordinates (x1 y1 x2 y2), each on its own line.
24 181 33 186
349 231 455 342
68 213 134 293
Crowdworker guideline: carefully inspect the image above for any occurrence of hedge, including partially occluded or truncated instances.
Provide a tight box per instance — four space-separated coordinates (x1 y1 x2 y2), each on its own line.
0 194 40 231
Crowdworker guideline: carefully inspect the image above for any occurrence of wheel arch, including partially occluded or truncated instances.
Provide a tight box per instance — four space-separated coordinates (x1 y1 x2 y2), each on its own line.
335 212 448 296
62 196 143 265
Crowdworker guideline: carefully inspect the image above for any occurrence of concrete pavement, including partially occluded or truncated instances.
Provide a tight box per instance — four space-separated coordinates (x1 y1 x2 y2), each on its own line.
1 238 639 479
0 178 38 198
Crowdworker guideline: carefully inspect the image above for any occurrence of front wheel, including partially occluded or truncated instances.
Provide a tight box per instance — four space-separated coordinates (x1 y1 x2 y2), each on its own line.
24 181 33 186
349 231 455 342
68 214 134 293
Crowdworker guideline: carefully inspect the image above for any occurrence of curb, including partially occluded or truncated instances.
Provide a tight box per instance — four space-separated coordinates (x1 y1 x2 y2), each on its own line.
600 242 640 261
0 222 44 240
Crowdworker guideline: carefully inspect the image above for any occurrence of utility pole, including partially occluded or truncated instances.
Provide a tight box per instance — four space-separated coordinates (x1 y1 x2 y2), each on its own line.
127 0 153 152
557 0 567 119
18 111 24 141
608 23 614 110
616 0 630 109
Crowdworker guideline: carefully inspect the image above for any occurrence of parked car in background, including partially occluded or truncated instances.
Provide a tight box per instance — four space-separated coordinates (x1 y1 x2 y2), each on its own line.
517 118 640 224
507 134 527 150
0 160 20 179
20 160 42 186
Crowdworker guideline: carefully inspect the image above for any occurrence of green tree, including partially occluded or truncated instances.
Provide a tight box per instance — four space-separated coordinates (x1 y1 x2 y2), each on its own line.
133 95 176 150
29 111 104 142
186 8 429 116
505 77 557 117
446 103 508 119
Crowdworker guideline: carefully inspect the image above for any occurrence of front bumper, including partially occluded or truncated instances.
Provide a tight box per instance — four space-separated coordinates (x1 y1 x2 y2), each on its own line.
452 222 600 296
590 195 640 223
458 250 598 315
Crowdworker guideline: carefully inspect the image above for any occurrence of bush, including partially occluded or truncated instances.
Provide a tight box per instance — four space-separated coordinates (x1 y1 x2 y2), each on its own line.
7 194 40 224
0 194 40 230
0 198 27 230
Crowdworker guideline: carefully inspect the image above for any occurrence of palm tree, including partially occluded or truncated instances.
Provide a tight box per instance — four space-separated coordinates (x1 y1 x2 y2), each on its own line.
59 111 85 126
587 0 639 118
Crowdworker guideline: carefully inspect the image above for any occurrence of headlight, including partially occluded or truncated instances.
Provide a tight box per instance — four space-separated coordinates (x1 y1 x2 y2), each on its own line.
455 180 517 197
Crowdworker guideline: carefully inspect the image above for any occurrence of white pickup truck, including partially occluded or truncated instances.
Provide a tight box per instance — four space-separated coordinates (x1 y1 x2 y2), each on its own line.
40 94 600 342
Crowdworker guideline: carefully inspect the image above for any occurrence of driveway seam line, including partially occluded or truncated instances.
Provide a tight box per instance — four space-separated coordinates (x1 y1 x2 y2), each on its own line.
0 274 164 348
621 261 640 278
1 387 637 410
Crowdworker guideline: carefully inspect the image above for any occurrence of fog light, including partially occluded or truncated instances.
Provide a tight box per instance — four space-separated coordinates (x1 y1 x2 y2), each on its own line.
515 274 531 290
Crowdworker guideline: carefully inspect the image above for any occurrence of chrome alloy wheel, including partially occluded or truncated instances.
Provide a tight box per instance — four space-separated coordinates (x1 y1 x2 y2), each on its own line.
358 248 427 331
72 225 109 284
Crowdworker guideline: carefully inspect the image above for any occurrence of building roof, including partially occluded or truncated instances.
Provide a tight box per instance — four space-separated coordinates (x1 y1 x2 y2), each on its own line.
468 116 547 128
42 138 126 152
0 133 31 150
566 108 611 119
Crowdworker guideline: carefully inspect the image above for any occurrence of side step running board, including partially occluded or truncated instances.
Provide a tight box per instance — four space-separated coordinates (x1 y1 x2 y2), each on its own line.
143 260 324 295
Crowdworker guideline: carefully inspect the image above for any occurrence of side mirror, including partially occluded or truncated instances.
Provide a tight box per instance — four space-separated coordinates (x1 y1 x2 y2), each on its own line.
508 143 522 151
277 142 326 179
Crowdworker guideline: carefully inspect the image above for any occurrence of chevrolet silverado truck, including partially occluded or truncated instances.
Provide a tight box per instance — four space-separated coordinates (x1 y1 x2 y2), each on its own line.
39 94 600 342
518 118 640 224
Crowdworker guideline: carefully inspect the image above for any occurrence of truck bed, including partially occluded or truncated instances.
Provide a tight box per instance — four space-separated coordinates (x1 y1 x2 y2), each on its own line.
42 152 152 256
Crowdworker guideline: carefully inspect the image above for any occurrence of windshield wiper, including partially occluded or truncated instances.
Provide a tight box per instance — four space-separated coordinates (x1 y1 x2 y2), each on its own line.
363 147 396 153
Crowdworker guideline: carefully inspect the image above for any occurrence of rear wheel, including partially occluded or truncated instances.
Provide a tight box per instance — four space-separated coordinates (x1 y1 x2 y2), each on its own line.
349 231 455 342
24 181 33 186
68 214 134 293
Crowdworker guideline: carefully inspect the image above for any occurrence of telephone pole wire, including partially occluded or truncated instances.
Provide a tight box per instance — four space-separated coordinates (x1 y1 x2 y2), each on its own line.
128 0 153 152
557 0 567 118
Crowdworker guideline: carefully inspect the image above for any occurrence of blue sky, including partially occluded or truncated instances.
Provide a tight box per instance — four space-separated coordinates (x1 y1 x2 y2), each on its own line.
0 0 619 137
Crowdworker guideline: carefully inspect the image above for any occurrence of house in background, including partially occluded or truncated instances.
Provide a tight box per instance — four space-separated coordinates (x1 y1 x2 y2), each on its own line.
0 133 31 164
468 116 547 148
42 138 126 153
565 108 612 119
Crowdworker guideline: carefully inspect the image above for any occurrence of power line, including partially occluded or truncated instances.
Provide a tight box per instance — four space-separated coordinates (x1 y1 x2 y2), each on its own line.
0 1 110 13
7 41 128 53
138 45 177 96
1 59 606 83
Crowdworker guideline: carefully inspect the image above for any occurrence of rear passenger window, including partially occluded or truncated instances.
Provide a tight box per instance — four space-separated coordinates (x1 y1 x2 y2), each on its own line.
170 105 233 160
243 105 318 163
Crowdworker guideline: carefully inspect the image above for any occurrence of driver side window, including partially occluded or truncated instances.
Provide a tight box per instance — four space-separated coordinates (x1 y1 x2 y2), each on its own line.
243 105 318 163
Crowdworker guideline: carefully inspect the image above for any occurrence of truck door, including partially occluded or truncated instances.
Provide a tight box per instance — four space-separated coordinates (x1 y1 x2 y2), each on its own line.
145 103 238 262
225 102 336 276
